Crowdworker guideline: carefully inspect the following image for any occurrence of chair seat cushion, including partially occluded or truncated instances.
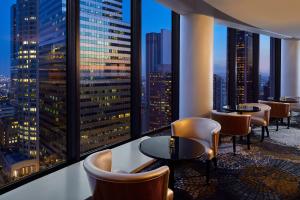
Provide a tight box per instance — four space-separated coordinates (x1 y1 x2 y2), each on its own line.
191 139 214 160
251 116 267 126
167 188 174 200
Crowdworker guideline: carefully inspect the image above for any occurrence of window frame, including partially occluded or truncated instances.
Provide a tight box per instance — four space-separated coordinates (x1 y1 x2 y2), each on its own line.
0 0 180 194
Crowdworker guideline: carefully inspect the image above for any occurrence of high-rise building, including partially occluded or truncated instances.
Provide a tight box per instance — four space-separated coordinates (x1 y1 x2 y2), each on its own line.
145 29 172 131
79 0 131 152
213 74 222 110
39 0 67 164
236 31 253 104
11 0 39 160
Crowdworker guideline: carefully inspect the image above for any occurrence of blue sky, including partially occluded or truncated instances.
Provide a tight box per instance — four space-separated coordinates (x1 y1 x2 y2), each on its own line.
0 0 270 77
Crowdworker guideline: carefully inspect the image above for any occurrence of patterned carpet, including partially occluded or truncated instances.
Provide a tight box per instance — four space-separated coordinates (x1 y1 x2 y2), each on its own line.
146 117 300 200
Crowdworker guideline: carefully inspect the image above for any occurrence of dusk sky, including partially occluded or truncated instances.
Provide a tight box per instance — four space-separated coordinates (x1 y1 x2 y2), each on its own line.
0 0 270 77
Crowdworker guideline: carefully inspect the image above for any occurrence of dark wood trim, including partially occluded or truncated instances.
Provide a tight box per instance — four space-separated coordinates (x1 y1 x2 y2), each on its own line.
252 33 260 102
130 0 142 139
227 28 237 107
171 12 180 121
66 0 80 163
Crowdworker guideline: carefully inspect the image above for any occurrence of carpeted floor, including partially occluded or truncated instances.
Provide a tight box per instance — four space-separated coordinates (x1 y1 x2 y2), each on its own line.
145 117 300 200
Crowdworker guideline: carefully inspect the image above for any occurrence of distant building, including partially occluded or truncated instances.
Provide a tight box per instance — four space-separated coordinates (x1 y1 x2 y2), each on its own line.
236 31 254 104
11 0 39 160
145 29 172 131
213 74 227 110
39 0 67 165
79 0 131 152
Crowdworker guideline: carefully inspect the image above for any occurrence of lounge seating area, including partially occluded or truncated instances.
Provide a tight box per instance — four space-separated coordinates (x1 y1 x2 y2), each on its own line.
1 0 300 200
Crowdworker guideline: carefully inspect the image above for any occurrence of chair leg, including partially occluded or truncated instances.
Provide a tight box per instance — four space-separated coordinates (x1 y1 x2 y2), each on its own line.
206 160 211 184
287 117 291 129
266 126 270 137
281 118 284 124
232 136 236 155
247 134 251 150
276 120 279 131
260 126 265 142
212 157 217 169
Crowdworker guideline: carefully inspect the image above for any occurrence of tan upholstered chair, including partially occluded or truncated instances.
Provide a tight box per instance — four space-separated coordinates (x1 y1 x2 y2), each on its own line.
259 100 291 131
240 103 271 142
211 110 251 154
84 149 173 200
171 117 221 184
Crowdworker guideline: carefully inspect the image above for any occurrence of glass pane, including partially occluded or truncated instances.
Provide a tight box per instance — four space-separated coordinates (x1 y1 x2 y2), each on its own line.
236 30 253 103
259 35 271 100
80 0 131 153
0 0 66 188
213 24 228 110
141 0 172 133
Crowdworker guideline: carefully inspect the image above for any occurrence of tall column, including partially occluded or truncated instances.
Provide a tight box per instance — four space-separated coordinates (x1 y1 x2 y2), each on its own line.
281 39 300 97
180 14 214 118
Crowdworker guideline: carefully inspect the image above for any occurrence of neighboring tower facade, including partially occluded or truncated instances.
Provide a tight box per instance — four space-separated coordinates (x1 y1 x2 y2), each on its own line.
236 31 253 104
79 0 132 152
39 0 67 163
11 0 39 160
146 29 172 131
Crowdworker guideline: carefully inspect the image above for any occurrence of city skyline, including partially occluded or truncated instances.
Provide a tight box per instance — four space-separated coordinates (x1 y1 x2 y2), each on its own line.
0 1 271 77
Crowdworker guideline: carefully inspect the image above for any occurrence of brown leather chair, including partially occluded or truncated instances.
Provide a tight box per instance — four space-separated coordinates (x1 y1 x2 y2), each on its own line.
259 100 291 131
211 110 251 154
84 149 173 200
171 117 221 184
240 103 271 142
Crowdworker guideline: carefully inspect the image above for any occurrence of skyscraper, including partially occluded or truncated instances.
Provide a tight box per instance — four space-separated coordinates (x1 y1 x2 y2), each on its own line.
39 0 67 164
236 31 253 104
80 0 132 152
11 0 39 160
145 29 172 131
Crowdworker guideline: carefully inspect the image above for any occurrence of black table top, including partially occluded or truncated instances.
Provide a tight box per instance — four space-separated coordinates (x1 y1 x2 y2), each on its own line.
139 136 205 161
223 105 261 113
267 97 299 103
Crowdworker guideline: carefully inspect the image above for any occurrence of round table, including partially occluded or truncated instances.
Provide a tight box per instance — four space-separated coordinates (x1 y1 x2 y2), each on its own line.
223 105 261 114
139 136 204 189
267 97 299 103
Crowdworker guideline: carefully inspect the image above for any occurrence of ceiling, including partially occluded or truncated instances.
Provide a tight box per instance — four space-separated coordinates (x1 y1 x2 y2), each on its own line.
157 0 300 39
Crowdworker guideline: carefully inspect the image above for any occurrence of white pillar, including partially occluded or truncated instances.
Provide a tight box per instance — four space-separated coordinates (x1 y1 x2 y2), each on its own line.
281 39 300 97
180 14 214 118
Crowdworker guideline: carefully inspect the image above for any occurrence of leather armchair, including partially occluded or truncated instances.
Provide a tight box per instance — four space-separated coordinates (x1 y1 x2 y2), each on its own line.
171 117 221 184
240 103 271 142
84 149 173 200
211 110 251 154
259 100 291 131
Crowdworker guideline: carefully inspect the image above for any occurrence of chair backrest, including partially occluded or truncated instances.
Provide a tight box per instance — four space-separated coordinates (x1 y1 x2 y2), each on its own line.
258 100 290 118
83 149 170 200
211 110 251 136
171 117 220 148
241 103 271 125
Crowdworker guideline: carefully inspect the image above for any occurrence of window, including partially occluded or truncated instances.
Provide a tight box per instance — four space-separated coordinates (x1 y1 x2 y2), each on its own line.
259 35 271 100
141 0 172 133
0 0 66 187
213 23 228 110
79 0 132 153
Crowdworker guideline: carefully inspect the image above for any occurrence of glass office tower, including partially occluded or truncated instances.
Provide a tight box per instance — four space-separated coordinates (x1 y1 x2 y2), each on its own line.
11 0 39 160
80 0 132 153
39 0 67 166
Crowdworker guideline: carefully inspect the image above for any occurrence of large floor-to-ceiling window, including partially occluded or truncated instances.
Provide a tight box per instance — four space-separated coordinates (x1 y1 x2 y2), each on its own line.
79 0 132 153
141 1 172 133
259 35 271 100
213 23 228 110
0 0 67 188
